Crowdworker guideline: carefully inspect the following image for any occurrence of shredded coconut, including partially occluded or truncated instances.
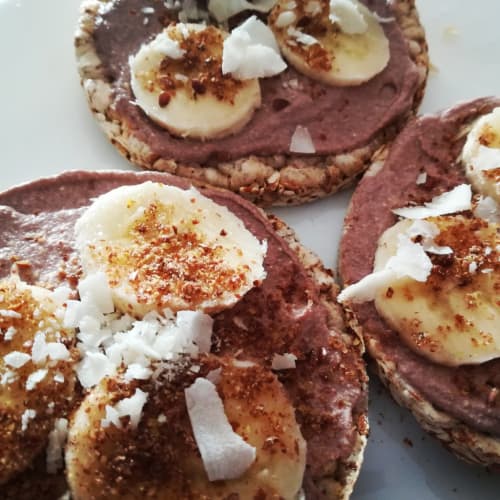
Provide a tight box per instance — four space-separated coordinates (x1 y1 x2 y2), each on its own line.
3 326 17 341
0 309 22 319
26 369 48 391
69 276 214 389
4 351 31 368
222 16 287 79
21 409 37 432
101 388 149 429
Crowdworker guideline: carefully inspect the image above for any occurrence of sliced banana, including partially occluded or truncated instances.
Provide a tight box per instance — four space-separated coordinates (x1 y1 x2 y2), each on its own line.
0 277 75 484
269 0 390 86
66 356 306 499
129 23 261 140
74 182 267 318
462 107 500 203
373 216 499 366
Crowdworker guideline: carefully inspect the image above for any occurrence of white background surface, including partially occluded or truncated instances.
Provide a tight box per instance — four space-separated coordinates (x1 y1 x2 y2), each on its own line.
0 0 499 498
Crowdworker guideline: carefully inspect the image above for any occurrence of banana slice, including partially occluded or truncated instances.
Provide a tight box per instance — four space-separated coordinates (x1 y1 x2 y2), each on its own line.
129 23 261 140
74 182 267 318
66 356 306 499
462 107 500 203
0 277 76 484
268 0 390 86
373 216 500 366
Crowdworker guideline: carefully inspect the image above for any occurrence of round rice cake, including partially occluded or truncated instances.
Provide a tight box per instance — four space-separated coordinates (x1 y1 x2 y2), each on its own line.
74 0 428 206
339 97 500 467
0 170 368 498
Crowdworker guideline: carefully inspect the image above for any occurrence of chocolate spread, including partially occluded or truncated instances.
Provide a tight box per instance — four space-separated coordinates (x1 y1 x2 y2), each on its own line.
0 170 366 497
91 0 419 164
339 97 500 436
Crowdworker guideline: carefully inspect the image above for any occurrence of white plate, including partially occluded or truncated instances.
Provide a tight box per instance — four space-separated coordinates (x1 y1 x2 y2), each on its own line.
0 1 499 498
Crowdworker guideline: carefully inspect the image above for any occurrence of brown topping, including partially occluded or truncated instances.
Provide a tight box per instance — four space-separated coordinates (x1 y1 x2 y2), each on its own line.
95 201 250 310
158 91 171 107
479 124 500 147
269 0 333 72
427 215 499 286
483 167 500 182
154 25 244 104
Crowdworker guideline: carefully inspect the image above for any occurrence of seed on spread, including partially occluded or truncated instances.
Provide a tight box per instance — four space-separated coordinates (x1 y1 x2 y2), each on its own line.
158 91 171 107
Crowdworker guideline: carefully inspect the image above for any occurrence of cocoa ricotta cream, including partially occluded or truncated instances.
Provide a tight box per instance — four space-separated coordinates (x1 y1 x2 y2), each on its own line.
91 0 419 164
340 97 500 436
0 170 366 497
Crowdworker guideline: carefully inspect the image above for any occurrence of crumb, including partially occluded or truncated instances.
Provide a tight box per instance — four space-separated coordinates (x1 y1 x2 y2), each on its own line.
403 437 413 447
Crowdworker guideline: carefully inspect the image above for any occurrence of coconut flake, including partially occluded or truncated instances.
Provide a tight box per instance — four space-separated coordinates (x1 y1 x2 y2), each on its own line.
46 418 68 473
0 309 22 319
416 171 427 185
21 409 37 432
103 388 149 429
124 363 153 381
76 352 116 389
286 26 319 46
3 326 17 341
406 220 453 255
150 31 186 59
338 268 396 304
208 0 276 22
78 272 114 315
101 405 121 429
271 353 297 370
275 10 296 28
31 332 70 363
176 310 213 353
392 184 472 219
26 369 48 391
469 261 478 274
290 125 316 154
185 377 256 481
4 351 31 368
222 16 287 79
0 370 17 385
338 232 433 304
386 234 433 281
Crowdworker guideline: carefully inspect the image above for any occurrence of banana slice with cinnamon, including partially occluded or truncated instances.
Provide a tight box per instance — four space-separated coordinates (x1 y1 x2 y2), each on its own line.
74 181 267 318
0 277 75 484
66 356 306 500
269 0 390 86
129 23 261 140
462 106 500 203
373 215 499 366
